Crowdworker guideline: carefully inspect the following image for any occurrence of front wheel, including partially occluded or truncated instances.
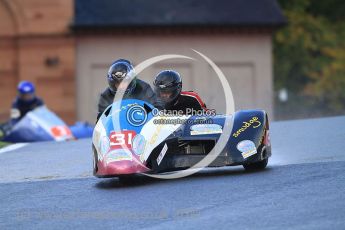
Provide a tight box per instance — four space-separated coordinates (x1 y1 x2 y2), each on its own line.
92 145 98 175
243 158 268 171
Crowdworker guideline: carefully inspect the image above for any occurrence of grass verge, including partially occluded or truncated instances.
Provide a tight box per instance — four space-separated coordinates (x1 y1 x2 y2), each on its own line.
0 141 9 149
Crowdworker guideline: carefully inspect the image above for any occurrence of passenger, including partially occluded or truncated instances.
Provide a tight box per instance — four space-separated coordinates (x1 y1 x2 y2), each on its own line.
153 70 207 115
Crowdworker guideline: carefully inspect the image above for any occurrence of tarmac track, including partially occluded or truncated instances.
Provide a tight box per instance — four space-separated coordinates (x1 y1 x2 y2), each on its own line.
0 116 344 229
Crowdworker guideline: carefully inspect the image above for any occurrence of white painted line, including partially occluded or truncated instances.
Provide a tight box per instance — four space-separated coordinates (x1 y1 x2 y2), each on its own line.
0 143 28 155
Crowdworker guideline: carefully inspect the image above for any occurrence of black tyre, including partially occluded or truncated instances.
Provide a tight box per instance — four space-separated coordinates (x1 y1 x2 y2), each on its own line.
243 158 268 171
92 145 98 175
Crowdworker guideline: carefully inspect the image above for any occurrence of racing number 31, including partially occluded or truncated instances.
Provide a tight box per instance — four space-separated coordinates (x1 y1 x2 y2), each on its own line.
110 130 136 149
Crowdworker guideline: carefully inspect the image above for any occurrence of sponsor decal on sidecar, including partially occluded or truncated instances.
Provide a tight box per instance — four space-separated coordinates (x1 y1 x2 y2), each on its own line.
237 140 257 159
190 124 223 135
232 117 261 138
111 103 138 114
132 134 147 156
105 149 133 164
157 143 168 166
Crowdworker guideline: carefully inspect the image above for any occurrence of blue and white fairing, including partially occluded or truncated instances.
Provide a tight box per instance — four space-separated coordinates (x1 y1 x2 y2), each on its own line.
93 99 271 176
93 99 191 175
3 106 74 142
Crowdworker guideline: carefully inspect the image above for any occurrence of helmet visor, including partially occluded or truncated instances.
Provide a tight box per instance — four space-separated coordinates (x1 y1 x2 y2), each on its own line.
19 93 35 102
155 86 180 104
109 77 136 95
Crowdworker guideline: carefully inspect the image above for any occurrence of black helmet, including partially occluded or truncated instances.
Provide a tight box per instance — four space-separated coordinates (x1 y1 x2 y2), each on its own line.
153 70 182 106
107 59 136 95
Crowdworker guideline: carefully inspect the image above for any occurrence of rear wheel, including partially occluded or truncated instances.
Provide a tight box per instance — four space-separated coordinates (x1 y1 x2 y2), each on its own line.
243 158 268 171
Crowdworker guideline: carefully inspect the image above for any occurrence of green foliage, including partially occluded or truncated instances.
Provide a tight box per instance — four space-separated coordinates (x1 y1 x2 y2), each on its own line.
307 0 345 22
0 142 9 149
274 0 345 113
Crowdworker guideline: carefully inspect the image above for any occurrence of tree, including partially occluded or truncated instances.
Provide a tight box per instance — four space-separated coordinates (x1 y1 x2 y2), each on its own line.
274 0 345 112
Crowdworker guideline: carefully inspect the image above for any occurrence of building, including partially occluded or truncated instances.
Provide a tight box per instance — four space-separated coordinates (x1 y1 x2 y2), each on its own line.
0 0 286 123
74 0 286 122
0 0 75 123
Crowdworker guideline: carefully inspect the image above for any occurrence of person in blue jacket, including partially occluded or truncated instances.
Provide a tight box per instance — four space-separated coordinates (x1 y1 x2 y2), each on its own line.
10 81 45 123
0 81 44 139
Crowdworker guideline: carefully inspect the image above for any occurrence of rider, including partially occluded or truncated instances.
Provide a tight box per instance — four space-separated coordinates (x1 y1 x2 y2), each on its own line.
11 81 44 123
0 81 44 139
153 70 207 114
97 59 160 120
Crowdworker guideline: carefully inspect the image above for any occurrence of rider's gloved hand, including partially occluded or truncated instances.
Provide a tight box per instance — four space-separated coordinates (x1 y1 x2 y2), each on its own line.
0 122 13 138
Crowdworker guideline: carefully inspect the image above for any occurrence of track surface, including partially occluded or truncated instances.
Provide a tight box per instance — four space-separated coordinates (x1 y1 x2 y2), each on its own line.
0 116 345 229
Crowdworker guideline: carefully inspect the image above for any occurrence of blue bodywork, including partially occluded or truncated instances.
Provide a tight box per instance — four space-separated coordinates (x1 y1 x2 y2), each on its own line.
69 122 94 139
3 107 94 143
